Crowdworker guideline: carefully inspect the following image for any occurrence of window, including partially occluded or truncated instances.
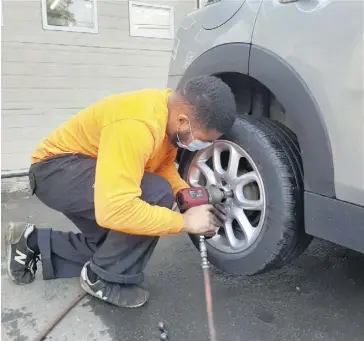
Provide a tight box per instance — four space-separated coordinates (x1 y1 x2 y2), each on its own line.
42 0 98 33
129 1 174 39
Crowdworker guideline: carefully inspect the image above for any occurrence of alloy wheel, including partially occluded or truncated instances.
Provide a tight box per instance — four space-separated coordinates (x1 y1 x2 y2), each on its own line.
187 140 266 253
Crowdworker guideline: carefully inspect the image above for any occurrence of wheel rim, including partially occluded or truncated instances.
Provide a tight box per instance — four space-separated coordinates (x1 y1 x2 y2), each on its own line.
187 140 266 253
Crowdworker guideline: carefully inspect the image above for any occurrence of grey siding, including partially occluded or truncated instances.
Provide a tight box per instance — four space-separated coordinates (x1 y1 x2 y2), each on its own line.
2 0 195 172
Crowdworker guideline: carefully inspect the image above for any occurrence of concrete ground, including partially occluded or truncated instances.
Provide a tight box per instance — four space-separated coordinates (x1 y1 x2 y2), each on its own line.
2 179 364 341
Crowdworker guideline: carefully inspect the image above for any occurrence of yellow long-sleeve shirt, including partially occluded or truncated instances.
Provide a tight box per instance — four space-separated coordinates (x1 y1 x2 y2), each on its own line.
31 89 190 236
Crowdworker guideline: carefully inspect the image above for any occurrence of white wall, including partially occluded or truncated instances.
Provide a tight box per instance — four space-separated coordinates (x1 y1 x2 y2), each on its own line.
1 0 196 171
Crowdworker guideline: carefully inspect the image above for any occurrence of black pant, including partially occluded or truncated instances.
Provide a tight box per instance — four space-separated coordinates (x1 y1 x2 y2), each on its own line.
29 154 174 284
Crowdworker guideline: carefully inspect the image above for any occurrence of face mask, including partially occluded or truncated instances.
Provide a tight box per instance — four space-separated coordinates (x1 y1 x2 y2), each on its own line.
176 120 213 152
177 139 212 152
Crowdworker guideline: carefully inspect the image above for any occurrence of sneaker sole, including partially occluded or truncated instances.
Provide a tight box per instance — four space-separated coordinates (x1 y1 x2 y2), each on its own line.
5 222 25 285
80 276 149 309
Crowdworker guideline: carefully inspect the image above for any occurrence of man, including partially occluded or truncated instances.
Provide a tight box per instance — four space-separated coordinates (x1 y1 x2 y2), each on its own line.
6 75 237 308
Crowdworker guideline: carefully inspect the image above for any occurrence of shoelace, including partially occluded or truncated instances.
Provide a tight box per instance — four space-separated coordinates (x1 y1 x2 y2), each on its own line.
29 255 40 274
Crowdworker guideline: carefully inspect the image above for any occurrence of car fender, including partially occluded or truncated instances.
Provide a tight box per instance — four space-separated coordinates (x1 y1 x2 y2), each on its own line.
176 43 335 197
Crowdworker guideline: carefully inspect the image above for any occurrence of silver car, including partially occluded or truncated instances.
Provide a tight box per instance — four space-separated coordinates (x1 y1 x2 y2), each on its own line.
168 0 364 275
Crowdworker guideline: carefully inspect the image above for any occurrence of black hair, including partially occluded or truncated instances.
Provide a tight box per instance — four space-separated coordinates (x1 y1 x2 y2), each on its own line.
180 75 237 134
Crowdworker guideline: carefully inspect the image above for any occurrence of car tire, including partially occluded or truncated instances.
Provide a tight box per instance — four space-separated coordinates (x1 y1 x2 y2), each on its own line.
178 115 312 275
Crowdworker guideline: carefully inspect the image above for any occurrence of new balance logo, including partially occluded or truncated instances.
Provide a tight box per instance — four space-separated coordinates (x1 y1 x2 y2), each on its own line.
14 249 27 265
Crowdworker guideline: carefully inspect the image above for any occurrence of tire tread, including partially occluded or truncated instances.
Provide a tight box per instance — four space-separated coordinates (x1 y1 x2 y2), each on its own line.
243 115 307 273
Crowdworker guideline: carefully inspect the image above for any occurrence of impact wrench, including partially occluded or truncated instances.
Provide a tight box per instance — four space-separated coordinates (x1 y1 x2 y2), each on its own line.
175 185 233 341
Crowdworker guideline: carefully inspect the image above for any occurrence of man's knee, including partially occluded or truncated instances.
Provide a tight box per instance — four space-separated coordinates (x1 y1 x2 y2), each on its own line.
157 177 174 209
141 173 174 209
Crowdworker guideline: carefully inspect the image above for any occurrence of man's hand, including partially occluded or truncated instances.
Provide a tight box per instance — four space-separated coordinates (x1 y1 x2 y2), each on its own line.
182 204 227 237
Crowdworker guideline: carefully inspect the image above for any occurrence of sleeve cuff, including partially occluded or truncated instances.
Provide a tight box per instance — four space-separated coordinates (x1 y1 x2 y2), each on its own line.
168 211 184 234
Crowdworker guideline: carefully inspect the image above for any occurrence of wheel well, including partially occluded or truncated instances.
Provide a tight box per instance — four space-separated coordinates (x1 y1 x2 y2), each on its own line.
216 72 293 130
176 72 295 164
175 43 334 196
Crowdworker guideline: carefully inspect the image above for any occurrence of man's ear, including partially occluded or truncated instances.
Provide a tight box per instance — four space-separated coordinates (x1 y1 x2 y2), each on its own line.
176 114 189 128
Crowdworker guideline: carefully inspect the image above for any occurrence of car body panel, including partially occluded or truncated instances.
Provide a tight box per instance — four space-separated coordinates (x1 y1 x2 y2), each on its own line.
175 43 250 88
168 0 262 77
252 0 364 205
305 191 364 254
201 0 246 30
